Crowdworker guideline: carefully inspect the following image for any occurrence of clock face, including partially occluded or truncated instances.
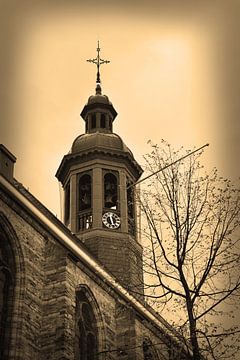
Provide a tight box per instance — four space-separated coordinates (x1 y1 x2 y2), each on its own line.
102 212 121 229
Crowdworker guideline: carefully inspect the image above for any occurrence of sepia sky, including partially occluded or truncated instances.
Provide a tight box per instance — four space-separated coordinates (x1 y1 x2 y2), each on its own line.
0 0 240 216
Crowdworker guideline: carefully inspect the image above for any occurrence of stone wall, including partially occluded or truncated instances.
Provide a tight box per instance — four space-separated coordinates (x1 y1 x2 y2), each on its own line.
0 191 190 360
82 233 144 299
0 195 45 360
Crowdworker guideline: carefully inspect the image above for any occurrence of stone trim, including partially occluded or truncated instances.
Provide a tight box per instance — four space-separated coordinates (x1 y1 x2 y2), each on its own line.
56 148 143 183
76 285 106 359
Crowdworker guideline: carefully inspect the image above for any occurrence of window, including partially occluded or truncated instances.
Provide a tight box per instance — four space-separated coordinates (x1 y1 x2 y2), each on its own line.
91 114 96 129
100 114 106 128
78 174 92 231
109 119 113 132
104 173 118 209
79 174 92 211
0 229 14 358
64 182 70 223
127 181 134 218
76 291 98 360
127 179 135 236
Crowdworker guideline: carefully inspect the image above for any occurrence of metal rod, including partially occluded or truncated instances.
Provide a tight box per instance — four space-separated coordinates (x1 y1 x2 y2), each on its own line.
127 143 209 189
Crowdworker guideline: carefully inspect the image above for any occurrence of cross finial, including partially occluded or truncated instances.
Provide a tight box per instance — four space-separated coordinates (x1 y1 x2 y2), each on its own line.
87 41 110 86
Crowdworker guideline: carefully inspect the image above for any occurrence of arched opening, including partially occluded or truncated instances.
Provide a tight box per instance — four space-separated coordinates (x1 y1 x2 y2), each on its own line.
109 118 113 132
0 213 24 359
76 288 103 360
100 114 106 129
79 174 92 211
78 173 92 231
64 181 70 224
0 255 13 358
86 118 89 133
0 224 15 358
127 179 135 236
104 173 118 210
91 114 96 129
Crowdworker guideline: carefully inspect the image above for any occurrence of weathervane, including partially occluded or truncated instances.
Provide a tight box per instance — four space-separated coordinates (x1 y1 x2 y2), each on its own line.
87 41 110 84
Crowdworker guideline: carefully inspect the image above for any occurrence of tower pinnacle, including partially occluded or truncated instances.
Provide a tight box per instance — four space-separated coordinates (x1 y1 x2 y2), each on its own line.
87 41 110 92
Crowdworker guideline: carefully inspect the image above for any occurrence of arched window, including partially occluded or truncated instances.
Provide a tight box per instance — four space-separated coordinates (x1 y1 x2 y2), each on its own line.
78 174 92 231
0 228 15 358
143 338 159 360
104 173 118 209
86 119 89 133
91 114 96 129
100 114 106 128
79 174 92 211
127 179 135 235
76 291 98 360
64 181 70 224
109 118 113 132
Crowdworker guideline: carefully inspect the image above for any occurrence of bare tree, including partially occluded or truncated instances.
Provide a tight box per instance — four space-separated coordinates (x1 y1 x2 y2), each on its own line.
139 140 240 360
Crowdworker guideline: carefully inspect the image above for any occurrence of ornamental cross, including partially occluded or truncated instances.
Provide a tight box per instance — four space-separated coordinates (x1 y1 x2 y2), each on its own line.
87 41 110 84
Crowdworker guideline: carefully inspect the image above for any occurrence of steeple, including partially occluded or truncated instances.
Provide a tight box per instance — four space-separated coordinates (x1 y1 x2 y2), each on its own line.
56 45 144 298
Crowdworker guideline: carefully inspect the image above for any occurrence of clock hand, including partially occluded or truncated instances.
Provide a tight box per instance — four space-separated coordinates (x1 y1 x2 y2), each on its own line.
109 214 114 225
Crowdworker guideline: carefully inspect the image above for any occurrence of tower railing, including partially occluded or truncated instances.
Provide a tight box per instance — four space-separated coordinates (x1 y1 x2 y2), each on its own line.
78 210 93 231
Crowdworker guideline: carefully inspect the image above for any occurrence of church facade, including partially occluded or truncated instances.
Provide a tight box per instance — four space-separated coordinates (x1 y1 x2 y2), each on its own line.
0 48 192 360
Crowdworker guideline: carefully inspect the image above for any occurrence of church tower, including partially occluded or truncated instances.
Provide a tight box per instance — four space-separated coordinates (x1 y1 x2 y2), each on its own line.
56 43 144 296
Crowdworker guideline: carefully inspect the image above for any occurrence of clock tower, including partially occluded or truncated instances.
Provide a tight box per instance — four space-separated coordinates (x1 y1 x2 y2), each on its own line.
56 44 144 297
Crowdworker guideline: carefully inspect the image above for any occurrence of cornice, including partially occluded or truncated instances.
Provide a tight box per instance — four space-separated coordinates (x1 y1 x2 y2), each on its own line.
80 101 117 120
56 147 143 184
